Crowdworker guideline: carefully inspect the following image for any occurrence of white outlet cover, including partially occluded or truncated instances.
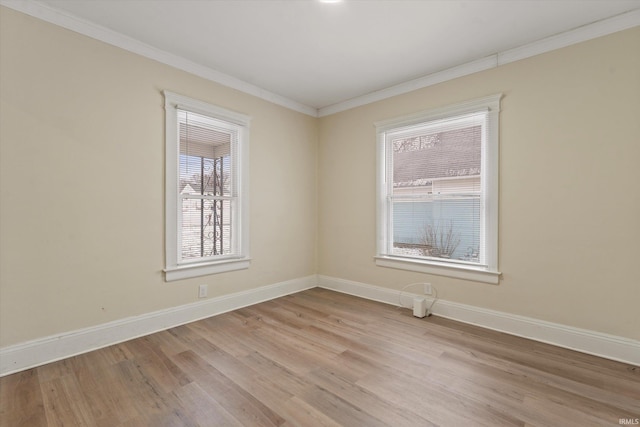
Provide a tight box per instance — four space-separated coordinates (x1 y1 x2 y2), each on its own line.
198 284 208 298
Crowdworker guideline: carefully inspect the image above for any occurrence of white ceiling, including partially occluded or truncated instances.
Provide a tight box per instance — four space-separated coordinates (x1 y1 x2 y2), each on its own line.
8 0 640 115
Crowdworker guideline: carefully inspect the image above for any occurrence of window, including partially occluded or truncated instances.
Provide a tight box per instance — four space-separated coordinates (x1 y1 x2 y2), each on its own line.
164 91 250 281
375 95 501 284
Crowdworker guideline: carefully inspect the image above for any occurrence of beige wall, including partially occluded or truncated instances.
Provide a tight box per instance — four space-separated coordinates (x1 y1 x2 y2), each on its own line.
0 8 317 347
318 26 640 341
1 6 638 349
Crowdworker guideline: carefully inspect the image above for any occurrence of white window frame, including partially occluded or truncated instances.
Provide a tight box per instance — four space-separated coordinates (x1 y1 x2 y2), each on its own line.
164 91 251 281
375 94 502 284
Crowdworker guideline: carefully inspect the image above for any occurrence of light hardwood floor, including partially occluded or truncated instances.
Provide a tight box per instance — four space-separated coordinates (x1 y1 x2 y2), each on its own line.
1 288 638 426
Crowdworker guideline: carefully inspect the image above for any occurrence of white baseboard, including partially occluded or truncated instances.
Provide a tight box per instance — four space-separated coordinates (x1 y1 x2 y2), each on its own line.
0 275 317 376
317 275 640 366
3 273 638 376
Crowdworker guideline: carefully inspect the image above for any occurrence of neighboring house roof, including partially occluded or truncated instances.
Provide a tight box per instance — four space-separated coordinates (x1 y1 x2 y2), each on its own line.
180 175 222 195
179 182 195 194
393 126 481 187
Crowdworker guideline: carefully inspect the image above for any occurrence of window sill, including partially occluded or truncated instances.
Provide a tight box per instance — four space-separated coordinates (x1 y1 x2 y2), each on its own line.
164 257 250 282
374 255 501 284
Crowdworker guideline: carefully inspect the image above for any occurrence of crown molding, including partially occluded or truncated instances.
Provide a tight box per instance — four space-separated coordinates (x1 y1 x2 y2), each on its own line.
0 0 319 117
2 1 638 118
319 56 498 117
498 7 640 66
318 8 640 117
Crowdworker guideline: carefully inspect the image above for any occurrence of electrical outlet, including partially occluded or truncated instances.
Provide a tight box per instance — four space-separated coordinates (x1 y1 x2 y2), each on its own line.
198 284 208 298
424 283 432 295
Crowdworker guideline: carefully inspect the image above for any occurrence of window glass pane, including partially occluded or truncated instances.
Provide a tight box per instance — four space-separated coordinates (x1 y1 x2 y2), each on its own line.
181 197 234 260
392 125 481 192
178 109 236 263
179 110 234 198
179 155 232 197
392 196 481 262
389 117 484 264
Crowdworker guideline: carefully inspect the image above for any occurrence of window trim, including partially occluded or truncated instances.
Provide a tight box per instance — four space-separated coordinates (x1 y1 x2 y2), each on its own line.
374 94 502 284
163 91 251 281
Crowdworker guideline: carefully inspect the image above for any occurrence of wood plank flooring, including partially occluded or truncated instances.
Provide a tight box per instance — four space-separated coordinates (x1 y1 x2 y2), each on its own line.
1 288 638 426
